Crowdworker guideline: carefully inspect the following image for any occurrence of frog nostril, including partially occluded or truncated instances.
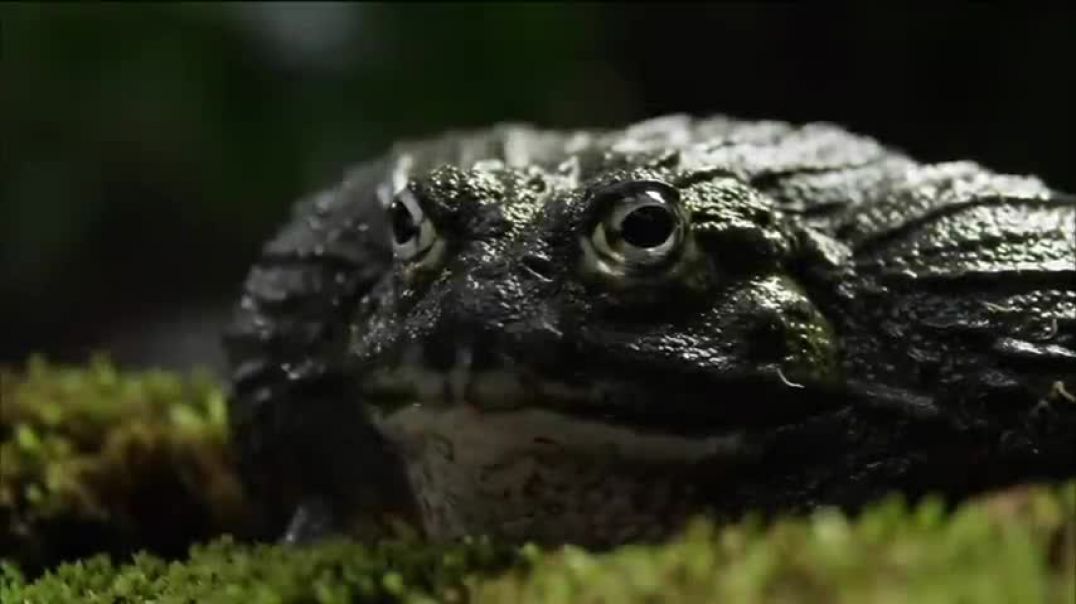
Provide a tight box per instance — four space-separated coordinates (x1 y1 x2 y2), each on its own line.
521 254 555 281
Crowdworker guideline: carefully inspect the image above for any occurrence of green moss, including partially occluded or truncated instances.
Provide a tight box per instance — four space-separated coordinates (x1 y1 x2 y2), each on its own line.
4 483 1073 603
2 360 1074 602
5 535 521 604
0 356 261 574
476 484 1076 603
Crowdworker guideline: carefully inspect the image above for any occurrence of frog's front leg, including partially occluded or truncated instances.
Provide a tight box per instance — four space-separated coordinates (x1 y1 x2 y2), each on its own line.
267 383 422 544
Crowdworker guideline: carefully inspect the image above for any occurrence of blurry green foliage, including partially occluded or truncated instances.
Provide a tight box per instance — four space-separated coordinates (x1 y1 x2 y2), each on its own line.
1 3 629 359
3 483 1073 603
477 486 1076 603
0 357 261 575
2 535 521 604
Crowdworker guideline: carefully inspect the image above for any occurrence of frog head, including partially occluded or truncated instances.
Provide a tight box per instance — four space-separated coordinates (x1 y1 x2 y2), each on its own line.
350 156 842 433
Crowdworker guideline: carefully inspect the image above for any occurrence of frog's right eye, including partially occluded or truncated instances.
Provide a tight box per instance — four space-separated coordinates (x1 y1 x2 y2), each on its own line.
586 180 686 274
389 190 438 262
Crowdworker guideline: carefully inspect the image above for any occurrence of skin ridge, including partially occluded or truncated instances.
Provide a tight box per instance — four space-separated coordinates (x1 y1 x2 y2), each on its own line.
224 114 1076 541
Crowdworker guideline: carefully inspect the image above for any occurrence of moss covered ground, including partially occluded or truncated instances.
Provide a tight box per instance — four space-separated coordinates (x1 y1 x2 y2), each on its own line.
2 360 1074 603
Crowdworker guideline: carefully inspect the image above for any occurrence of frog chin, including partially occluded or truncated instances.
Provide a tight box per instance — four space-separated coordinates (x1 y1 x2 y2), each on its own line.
359 362 841 544
369 401 757 544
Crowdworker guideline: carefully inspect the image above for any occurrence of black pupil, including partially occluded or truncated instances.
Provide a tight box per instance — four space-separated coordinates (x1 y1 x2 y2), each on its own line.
389 200 419 245
619 205 674 248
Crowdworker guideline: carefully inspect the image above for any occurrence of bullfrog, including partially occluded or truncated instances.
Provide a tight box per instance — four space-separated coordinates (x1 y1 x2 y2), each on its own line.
224 115 1076 547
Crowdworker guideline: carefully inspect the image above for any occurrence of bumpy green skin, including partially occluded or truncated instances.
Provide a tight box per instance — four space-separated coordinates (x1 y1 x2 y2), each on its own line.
225 115 1076 545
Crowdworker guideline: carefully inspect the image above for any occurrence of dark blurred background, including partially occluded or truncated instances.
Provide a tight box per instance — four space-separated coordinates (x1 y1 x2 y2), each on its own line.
3 4 1074 374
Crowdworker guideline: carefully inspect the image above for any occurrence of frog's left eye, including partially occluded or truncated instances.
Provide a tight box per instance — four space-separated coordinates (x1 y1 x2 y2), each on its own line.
389 189 438 262
589 180 685 270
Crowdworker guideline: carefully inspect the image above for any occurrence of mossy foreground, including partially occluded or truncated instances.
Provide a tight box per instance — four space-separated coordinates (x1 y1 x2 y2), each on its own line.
2 361 1074 603
1 357 259 575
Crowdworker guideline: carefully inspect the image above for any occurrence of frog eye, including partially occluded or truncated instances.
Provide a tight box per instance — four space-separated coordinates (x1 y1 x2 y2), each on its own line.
389 189 438 262
589 180 685 269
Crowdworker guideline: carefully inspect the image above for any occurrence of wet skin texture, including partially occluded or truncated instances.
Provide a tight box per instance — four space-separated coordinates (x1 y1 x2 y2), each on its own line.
225 115 1076 546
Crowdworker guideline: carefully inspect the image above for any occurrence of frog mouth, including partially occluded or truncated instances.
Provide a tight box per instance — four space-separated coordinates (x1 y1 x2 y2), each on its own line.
357 345 842 436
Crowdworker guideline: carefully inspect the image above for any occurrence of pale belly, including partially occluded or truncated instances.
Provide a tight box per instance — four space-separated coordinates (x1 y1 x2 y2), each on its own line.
372 404 756 546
